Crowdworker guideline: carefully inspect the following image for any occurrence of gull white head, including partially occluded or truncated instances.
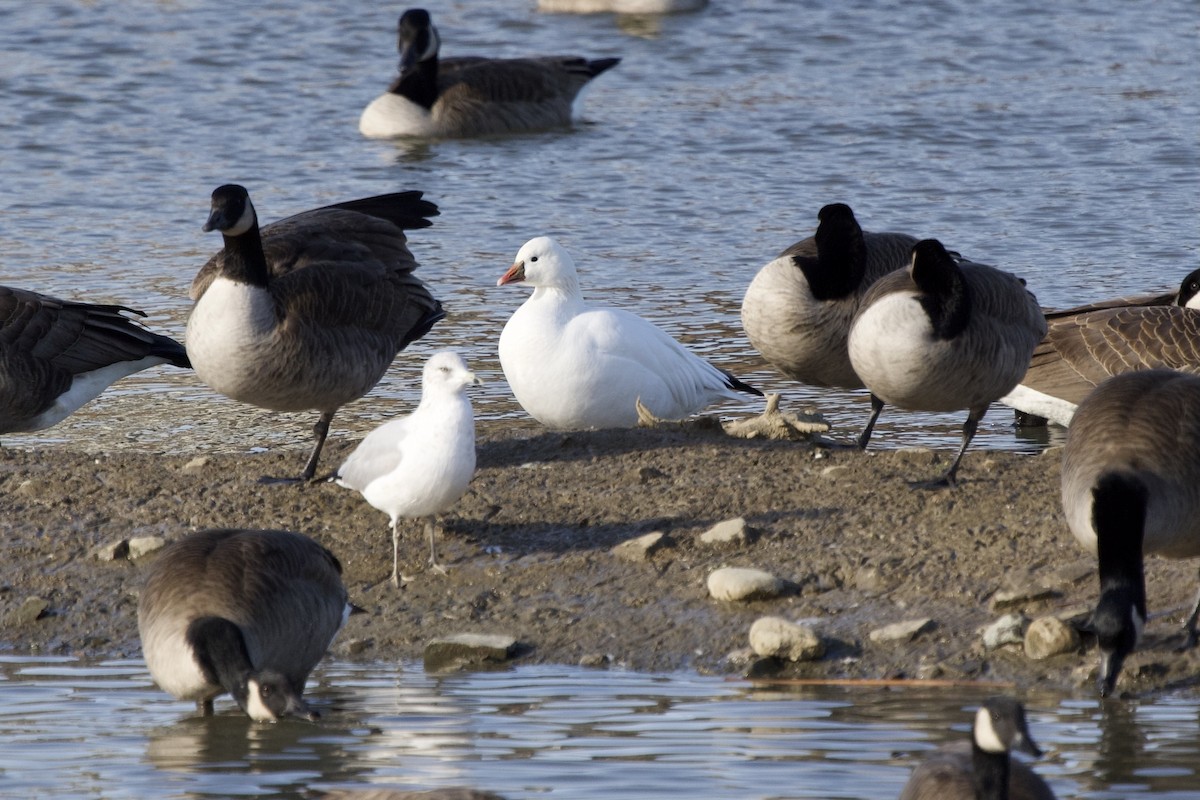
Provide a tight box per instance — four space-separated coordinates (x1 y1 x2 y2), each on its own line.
422 350 480 393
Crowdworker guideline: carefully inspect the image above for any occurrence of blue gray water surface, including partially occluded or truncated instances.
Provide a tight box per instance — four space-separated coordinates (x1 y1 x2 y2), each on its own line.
2 656 1199 799
1 0 1196 453
1 1 1198 797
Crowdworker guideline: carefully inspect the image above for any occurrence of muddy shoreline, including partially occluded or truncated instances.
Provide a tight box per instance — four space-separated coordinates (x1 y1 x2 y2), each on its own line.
3 419 1199 698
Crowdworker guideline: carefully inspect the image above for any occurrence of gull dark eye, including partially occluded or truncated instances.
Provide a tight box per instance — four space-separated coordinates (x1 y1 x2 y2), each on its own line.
530 256 538 262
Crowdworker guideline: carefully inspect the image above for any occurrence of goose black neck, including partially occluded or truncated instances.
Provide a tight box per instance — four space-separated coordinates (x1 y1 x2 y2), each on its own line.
803 203 867 300
911 240 971 340
187 616 253 709
390 60 439 109
1093 472 1148 615
220 224 271 288
970 743 1011 800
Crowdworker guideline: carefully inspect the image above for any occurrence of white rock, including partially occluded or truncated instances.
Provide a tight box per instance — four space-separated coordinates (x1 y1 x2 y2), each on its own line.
982 613 1028 650
869 618 934 643
1024 616 1081 660
699 517 751 546
749 616 824 661
706 567 787 601
611 531 668 562
128 536 166 559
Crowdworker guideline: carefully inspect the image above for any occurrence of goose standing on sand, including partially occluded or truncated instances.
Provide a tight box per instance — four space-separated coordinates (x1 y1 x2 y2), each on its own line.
1061 369 1200 697
847 239 1045 486
186 184 445 483
138 528 355 721
899 697 1057 800
740 203 917 390
359 8 620 139
497 236 762 429
1002 266 1200 427
1 286 190 437
335 351 478 586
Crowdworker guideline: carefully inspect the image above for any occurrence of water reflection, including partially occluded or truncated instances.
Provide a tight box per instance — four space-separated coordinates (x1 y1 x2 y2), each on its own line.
1 657 1199 798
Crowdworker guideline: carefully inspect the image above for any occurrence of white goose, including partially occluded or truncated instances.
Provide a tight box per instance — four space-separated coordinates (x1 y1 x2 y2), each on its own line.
497 236 761 429
360 9 620 139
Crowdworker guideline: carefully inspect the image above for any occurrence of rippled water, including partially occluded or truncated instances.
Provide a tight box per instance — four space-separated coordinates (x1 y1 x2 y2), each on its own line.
1 656 1199 799
1 0 1196 454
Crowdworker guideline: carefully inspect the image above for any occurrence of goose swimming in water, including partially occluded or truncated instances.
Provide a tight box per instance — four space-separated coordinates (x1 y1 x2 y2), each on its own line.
359 8 620 139
1 286 189 438
899 696 1057 800
186 184 445 483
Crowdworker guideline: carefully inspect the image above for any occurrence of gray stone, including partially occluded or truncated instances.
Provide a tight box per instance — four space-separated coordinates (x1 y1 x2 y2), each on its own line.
7 596 49 625
869 618 935 643
424 633 519 672
989 584 1060 612
611 531 669 563
820 466 849 479
749 616 825 662
182 456 212 473
706 567 788 602
94 539 131 561
699 517 752 546
1024 616 1081 660
982 613 1028 650
128 535 167 559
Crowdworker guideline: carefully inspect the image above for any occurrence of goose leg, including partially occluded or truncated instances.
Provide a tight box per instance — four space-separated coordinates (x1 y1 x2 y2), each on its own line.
301 410 337 482
390 519 404 587
915 406 986 489
258 409 337 484
1180 580 1200 650
856 394 886 450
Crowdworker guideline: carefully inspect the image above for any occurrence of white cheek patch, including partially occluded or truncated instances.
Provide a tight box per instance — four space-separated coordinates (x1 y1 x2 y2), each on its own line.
224 202 257 237
974 706 1007 753
244 678 277 722
1186 293 1200 311
424 28 441 61
1131 608 1146 647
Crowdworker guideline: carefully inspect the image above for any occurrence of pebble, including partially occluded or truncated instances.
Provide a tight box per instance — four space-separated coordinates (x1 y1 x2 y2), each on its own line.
611 532 669 563
820 466 848 479
6 596 49 626
128 536 167 559
748 616 825 662
1024 616 1081 660
424 633 520 672
94 539 131 562
982 613 1028 650
706 567 789 602
182 456 211 473
869 618 935 643
989 584 1060 612
698 517 753 546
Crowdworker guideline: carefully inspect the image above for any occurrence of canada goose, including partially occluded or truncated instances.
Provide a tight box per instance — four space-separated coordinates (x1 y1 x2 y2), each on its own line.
1002 266 1200 428
137 528 355 721
847 239 1045 486
899 697 1056 800
186 184 445 483
496 236 761 429
334 351 478 585
1060 369 1200 696
1 286 189 437
740 203 917 390
359 8 621 139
